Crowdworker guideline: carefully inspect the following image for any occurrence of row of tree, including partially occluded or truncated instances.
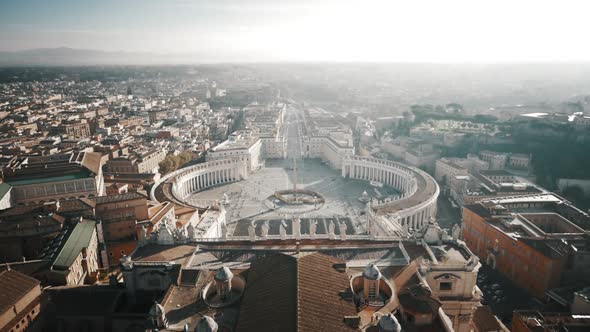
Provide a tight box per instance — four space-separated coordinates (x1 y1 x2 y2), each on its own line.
158 151 197 175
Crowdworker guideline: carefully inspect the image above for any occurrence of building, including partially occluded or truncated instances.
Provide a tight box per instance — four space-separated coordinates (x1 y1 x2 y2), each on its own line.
435 155 489 185
44 220 482 332
450 170 543 208
303 133 355 169
207 130 263 172
462 195 590 298
132 220 478 331
55 121 91 139
0 270 42 332
435 158 470 184
471 306 509 332
3 152 104 205
404 146 440 173
479 151 508 170
44 220 99 286
479 151 532 171
105 148 167 174
508 153 531 170
0 200 95 263
512 311 590 332
92 193 175 265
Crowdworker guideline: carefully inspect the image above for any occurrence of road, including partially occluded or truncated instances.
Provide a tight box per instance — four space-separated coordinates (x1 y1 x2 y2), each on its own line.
285 104 303 160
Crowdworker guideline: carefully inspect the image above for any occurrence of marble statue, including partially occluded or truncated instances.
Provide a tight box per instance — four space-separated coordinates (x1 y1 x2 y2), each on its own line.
339 221 347 241
261 220 270 240
309 220 317 239
293 216 301 239
280 220 287 240
328 220 336 239
247 221 256 242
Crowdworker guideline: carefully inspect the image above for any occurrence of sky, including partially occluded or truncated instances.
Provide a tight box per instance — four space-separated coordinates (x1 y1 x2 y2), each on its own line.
1 0 590 62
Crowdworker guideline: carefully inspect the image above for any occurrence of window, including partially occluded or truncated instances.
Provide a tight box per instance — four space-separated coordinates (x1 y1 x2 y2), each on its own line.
440 282 453 291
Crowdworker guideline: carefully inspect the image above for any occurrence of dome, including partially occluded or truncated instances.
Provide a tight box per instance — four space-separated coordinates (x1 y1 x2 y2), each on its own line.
378 314 401 332
195 316 218 332
214 266 234 281
148 301 165 317
363 263 382 280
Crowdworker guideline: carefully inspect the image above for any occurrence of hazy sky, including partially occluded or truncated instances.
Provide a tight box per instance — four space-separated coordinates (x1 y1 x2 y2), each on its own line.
1 0 589 62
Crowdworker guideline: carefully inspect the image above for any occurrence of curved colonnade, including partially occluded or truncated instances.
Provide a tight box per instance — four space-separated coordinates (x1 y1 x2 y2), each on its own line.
150 158 250 205
342 156 439 231
151 155 439 233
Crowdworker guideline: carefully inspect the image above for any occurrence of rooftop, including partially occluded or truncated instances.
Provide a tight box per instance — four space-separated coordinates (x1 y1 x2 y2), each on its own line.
52 220 96 269
236 252 357 332
0 270 40 314
92 192 146 204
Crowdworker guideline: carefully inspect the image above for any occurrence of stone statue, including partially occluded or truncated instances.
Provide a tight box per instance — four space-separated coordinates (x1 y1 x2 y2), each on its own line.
309 220 317 239
280 220 287 240
402 222 409 237
339 221 347 241
451 223 461 241
177 227 187 241
247 221 256 242
221 222 228 239
139 227 148 246
261 221 269 240
186 224 195 240
293 216 301 239
328 220 336 239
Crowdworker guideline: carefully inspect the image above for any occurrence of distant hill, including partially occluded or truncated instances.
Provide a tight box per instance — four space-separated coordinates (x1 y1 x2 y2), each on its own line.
0 47 256 66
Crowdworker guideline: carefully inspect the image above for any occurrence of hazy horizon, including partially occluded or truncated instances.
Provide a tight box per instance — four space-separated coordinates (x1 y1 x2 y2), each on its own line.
2 0 590 63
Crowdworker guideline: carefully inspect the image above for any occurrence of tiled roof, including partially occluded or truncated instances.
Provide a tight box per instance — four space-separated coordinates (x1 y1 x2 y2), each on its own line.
472 306 504 332
236 252 357 332
237 253 297 332
297 253 357 332
0 270 40 314
80 151 102 175
92 192 146 204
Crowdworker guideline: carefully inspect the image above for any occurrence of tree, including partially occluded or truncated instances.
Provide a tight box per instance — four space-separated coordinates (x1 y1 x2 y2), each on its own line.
158 151 198 175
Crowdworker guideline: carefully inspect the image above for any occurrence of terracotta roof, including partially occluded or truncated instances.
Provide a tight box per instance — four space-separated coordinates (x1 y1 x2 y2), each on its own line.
237 254 297 332
92 192 146 204
472 306 504 332
236 252 357 332
297 253 357 332
0 270 40 314
80 151 102 175
131 244 196 265
43 285 123 315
